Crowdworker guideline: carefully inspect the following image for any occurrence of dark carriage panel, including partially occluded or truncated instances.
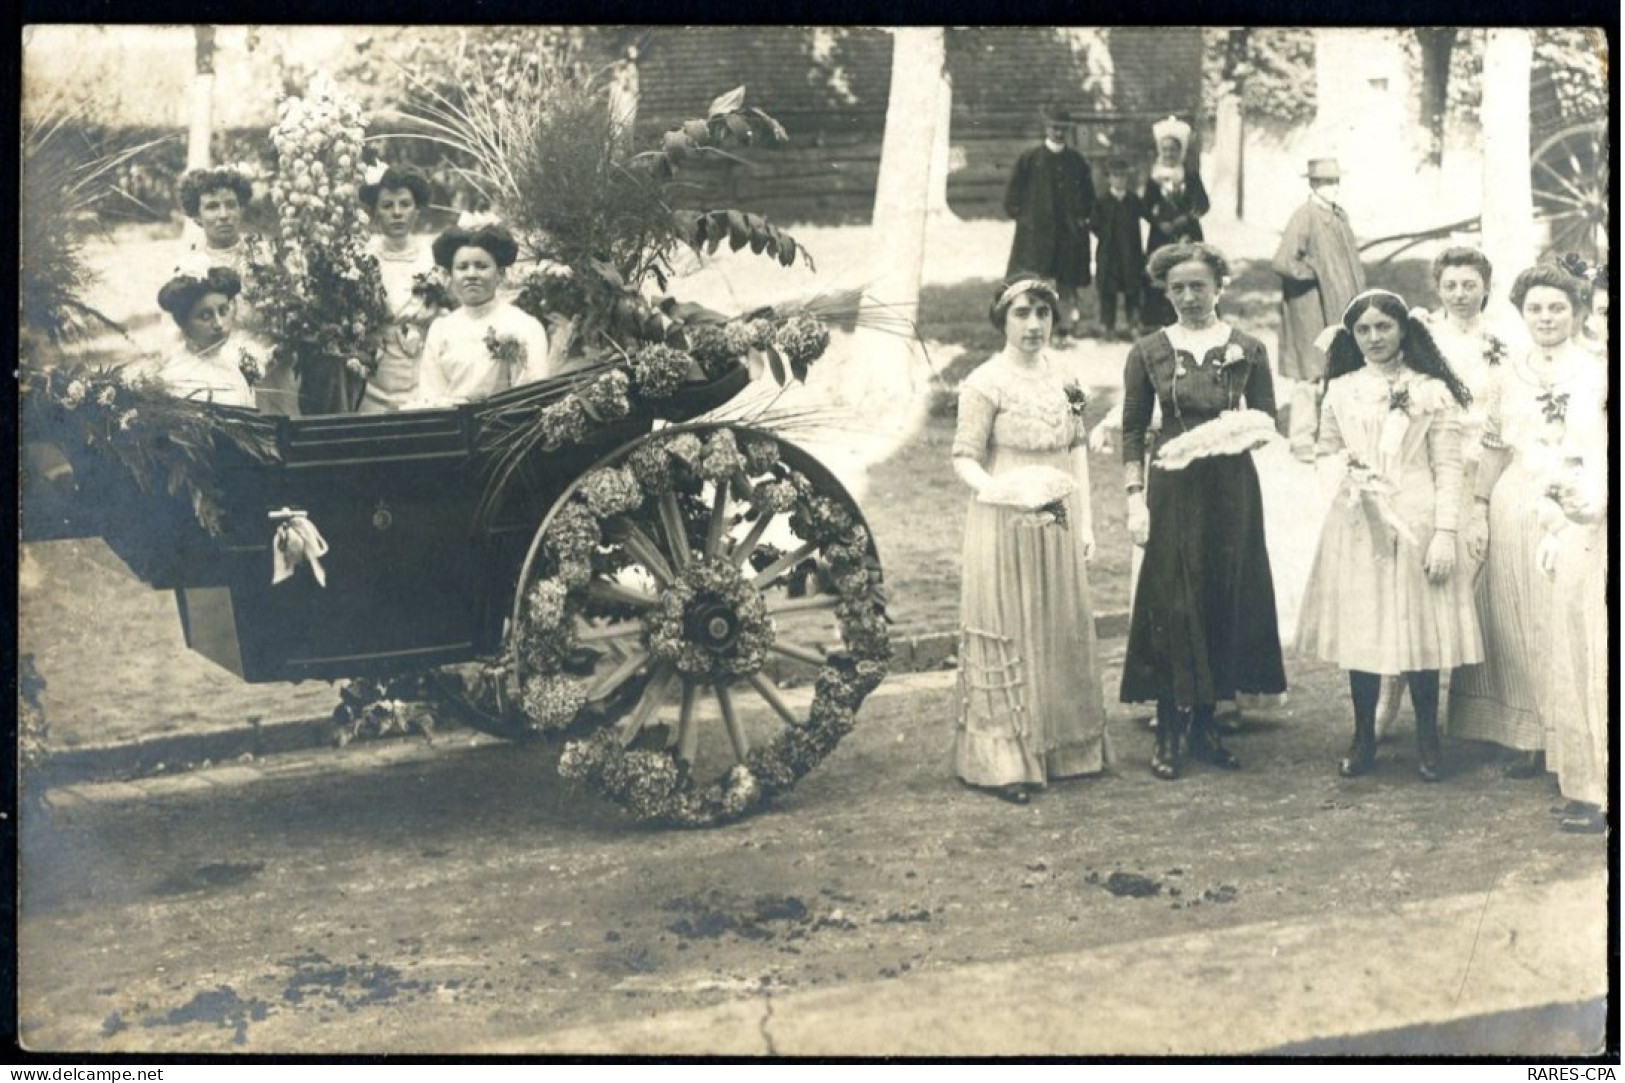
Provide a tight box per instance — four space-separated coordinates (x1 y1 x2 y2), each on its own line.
25 360 753 684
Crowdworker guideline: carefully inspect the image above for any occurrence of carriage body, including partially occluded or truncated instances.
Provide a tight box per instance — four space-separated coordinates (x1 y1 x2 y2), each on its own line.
24 364 749 686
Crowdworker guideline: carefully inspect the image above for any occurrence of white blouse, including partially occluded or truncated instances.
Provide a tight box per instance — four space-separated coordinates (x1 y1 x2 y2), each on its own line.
414 299 552 405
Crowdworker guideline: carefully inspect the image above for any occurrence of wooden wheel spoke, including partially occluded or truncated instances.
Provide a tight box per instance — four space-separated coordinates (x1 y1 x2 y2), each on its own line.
745 671 803 729
704 478 732 561
657 487 693 570
575 618 646 644
613 519 675 586
751 540 819 590
767 593 841 617
769 638 828 667
615 665 678 746
588 647 649 701
585 578 659 610
713 681 749 763
676 679 700 765
731 510 777 568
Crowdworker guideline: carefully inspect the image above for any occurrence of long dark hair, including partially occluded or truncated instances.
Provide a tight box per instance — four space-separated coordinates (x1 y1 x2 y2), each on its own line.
1325 291 1472 408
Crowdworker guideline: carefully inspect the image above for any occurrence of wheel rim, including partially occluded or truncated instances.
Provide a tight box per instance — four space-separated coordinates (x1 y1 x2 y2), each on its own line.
1532 121 1608 262
510 423 890 826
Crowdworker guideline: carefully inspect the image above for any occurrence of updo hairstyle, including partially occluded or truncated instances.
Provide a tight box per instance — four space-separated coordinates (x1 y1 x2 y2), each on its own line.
431 222 520 270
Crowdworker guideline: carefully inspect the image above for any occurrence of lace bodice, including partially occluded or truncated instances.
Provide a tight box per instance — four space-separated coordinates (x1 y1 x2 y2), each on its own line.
953 352 1084 462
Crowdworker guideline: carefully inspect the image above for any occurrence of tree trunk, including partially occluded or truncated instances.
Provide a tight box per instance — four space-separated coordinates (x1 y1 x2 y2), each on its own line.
1480 29 1536 302
925 66 956 220
187 26 216 171
1414 28 1457 166
839 28 944 464
867 27 944 327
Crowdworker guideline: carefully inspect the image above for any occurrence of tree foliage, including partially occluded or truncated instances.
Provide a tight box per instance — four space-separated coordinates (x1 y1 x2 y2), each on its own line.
1202 27 1318 128
400 45 810 357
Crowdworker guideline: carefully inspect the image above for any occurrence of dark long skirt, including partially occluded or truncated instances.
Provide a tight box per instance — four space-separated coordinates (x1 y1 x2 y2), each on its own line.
1120 450 1287 707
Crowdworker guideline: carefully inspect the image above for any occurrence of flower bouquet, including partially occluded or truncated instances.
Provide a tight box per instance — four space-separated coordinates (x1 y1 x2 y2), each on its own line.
977 465 1076 529
1155 408 1283 471
247 74 391 414
1342 454 1419 555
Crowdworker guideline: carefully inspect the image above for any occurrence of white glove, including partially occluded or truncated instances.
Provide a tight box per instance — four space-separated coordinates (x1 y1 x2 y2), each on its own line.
1078 529 1097 562
1423 531 1456 584
1126 490 1149 547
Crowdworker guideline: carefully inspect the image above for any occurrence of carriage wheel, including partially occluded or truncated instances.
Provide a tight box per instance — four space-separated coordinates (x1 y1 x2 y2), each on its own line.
509 423 890 827
1532 121 1608 262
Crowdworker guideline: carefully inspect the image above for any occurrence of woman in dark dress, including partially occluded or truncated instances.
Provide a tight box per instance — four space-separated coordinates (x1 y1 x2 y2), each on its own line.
1121 243 1286 779
1140 116 1210 332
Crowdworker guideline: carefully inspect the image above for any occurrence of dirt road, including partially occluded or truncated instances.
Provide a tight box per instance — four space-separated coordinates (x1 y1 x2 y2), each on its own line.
19 656 1606 1055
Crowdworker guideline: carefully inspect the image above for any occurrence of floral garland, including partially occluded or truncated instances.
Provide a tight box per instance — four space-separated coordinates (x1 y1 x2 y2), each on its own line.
23 364 280 536
514 425 890 827
1482 332 1507 367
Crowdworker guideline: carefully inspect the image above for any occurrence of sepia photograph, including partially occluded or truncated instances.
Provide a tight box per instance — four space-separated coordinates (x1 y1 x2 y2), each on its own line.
15 23 1613 1059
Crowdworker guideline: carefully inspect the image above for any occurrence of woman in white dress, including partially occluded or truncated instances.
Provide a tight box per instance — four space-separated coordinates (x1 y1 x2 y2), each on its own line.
1297 290 1482 781
1539 433 1608 833
357 166 442 413
1372 246 1521 736
414 218 552 405
151 264 295 415
1450 262 1609 780
951 275 1109 803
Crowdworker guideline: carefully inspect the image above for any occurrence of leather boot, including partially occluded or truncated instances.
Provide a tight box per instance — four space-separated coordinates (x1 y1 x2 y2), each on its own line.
1407 670 1443 782
1415 709 1443 782
1341 672 1380 778
1188 705 1241 769
1151 701 1186 781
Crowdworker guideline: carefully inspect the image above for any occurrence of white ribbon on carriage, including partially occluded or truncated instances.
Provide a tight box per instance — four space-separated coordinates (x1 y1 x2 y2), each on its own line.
270 507 330 587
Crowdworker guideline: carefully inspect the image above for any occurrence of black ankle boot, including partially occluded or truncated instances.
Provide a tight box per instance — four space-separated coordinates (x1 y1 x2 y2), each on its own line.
1151 702 1186 781
1339 713 1378 778
1188 706 1240 769
1415 715 1443 783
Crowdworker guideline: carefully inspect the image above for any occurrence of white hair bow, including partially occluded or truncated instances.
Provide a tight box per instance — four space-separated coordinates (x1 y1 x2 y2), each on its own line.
457 211 503 231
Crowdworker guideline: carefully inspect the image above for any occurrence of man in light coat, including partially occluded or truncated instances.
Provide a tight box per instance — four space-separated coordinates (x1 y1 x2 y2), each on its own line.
1271 158 1366 460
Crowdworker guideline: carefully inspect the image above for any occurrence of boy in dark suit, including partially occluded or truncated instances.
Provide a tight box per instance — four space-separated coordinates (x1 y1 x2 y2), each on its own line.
1091 158 1145 341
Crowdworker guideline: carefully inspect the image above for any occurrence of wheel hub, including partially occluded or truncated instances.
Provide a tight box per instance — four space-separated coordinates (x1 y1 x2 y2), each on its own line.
687 598 742 653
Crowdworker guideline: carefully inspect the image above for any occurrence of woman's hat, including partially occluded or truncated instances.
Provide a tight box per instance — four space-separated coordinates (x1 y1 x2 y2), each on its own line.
1305 158 1343 181
1151 115 1191 151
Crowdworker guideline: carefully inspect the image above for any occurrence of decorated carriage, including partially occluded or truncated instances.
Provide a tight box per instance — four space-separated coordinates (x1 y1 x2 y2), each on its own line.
21 70 893 827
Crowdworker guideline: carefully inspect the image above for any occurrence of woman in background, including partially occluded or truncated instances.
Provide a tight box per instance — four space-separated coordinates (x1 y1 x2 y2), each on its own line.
1139 116 1209 332
358 165 442 413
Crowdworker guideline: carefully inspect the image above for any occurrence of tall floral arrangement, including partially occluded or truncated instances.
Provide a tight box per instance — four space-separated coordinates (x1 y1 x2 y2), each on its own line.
245 74 391 414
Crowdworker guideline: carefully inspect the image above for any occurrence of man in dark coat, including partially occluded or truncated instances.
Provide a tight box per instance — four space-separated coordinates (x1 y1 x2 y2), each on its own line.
1271 157 1366 460
1091 157 1145 341
1005 106 1095 342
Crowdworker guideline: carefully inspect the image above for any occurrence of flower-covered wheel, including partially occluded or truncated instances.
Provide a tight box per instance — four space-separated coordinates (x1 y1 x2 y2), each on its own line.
510 423 889 826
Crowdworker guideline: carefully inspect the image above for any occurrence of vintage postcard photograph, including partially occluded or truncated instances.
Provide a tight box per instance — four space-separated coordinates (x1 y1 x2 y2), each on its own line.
16 23 1613 1059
